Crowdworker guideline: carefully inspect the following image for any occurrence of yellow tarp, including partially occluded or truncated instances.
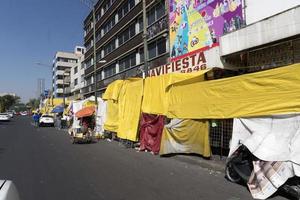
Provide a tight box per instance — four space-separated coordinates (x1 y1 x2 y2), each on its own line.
102 80 124 100
118 78 143 142
103 100 119 132
83 100 95 108
167 63 300 119
142 70 209 115
40 98 69 114
103 80 124 132
159 119 211 157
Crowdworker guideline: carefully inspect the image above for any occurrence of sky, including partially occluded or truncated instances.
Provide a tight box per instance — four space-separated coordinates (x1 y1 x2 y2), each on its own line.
0 0 90 103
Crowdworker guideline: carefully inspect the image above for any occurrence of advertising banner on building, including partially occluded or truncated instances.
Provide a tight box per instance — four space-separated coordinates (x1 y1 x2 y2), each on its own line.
149 51 207 76
169 0 244 60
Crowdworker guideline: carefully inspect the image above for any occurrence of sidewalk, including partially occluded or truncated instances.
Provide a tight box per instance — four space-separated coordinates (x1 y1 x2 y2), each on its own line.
172 154 226 173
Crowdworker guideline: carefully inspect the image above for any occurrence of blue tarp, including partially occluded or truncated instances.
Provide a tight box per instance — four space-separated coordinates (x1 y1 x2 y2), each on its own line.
51 105 64 113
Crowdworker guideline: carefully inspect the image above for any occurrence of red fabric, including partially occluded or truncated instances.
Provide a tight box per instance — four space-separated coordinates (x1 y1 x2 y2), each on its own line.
139 113 164 154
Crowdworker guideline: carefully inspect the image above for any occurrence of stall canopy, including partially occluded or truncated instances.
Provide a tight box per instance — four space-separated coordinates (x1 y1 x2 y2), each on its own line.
167 63 300 119
102 80 125 132
75 106 95 118
117 78 143 142
142 70 210 115
159 119 211 157
51 105 64 113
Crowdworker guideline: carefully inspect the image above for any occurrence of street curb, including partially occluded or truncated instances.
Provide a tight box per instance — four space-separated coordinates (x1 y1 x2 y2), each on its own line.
171 154 226 173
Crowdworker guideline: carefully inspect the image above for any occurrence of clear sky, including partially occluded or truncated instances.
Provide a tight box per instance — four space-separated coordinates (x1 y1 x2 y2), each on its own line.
0 0 90 103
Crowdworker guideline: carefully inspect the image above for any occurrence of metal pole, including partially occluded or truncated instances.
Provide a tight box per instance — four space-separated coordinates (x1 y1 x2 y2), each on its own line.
63 73 65 107
92 7 98 106
142 0 148 77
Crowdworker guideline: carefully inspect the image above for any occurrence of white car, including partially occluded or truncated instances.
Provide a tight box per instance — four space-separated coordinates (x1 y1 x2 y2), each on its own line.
0 180 20 200
6 111 13 118
0 113 10 121
39 114 54 127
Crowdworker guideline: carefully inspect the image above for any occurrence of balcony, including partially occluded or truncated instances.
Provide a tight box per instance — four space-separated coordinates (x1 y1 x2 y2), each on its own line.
55 70 65 76
55 79 64 85
56 88 63 94
147 16 168 39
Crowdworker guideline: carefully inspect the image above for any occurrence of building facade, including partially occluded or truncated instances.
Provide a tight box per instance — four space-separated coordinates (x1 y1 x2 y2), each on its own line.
220 4 300 73
82 0 169 97
70 46 86 100
52 47 85 98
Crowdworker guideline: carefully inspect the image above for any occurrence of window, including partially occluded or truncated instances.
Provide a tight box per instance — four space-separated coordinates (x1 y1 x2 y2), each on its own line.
118 23 136 46
102 15 116 34
147 1 166 26
139 17 143 32
118 0 135 19
103 39 116 56
119 53 136 72
148 42 157 59
102 0 116 14
74 66 78 74
81 74 85 82
104 64 116 78
148 37 166 59
96 72 102 81
74 78 78 86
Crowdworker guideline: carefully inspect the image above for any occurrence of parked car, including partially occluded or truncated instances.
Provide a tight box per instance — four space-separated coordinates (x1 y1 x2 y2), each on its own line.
39 114 54 127
0 180 20 200
0 113 10 121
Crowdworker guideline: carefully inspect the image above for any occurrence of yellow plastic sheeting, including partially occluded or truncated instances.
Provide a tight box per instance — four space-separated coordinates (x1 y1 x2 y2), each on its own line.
118 78 143 142
83 100 95 108
142 70 209 115
167 63 300 119
102 80 124 100
159 119 211 157
103 100 119 132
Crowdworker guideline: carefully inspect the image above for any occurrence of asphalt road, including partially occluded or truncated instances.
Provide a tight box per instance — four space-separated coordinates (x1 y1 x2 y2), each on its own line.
0 117 288 200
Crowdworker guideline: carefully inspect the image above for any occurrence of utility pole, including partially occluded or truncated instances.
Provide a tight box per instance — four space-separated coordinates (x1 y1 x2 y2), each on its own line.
81 0 98 106
142 0 148 77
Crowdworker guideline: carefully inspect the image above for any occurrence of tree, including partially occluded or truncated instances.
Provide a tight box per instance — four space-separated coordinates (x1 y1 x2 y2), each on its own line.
0 95 20 112
26 98 40 110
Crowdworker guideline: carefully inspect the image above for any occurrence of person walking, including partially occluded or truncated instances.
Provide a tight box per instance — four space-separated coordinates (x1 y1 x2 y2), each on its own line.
33 112 40 127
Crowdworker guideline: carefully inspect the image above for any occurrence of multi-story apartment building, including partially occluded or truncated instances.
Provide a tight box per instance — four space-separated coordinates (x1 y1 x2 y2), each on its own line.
70 46 86 100
82 0 169 97
52 47 85 98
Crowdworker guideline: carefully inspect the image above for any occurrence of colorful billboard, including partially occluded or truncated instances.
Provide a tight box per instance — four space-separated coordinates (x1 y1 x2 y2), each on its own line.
169 0 244 60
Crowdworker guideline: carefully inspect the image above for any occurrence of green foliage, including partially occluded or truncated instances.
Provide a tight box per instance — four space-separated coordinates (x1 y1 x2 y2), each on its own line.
0 95 20 112
26 98 40 110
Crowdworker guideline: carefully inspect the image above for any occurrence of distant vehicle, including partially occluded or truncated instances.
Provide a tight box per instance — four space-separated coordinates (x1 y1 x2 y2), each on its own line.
0 113 10 121
6 111 14 118
0 180 20 200
20 111 28 116
39 114 54 127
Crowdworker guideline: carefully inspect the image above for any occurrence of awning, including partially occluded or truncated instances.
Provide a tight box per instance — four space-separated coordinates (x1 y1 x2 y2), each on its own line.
75 106 95 118
51 105 64 113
